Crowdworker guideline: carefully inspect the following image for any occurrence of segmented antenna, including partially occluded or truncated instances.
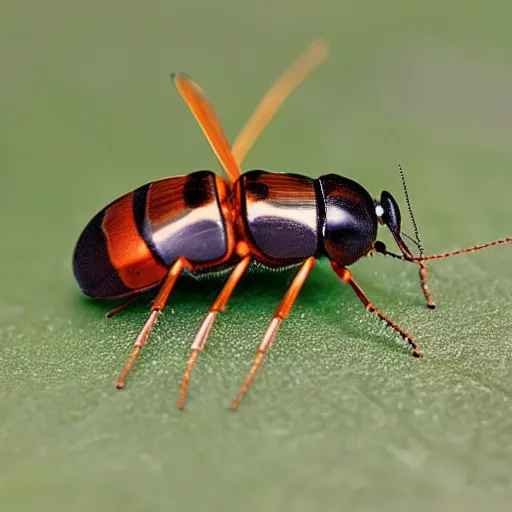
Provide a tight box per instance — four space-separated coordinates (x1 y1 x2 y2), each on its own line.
399 164 424 256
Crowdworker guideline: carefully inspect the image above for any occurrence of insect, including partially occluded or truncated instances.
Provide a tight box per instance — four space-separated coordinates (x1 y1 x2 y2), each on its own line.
73 39 511 409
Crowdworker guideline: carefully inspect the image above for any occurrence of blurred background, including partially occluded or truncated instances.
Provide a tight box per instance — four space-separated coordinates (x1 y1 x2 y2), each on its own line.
1 1 512 511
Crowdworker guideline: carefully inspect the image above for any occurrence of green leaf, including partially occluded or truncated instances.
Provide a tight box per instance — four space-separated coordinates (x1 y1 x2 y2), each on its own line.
1 1 512 511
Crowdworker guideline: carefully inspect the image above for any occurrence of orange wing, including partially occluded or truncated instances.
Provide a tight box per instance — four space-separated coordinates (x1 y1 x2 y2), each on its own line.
172 73 242 183
172 39 329 180
232 39 329 165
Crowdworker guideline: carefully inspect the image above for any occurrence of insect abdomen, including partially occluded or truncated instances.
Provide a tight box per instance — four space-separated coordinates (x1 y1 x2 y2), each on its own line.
72 191 169 298
141 171 229 266
236 170 319 264
73 171 230 298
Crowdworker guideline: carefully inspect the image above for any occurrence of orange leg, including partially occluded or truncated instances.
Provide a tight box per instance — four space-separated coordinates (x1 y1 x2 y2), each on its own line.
105 296 138 318
331 262 423 357
177 255 252 409
418 262 436 309
116 257 192 389
375 241 436 309
377 237 512 308
414 237 512 308
231 257 316 410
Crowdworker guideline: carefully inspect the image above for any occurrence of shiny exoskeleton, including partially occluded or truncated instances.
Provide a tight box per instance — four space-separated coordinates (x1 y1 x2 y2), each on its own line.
73 39 511 409
74 170 384 298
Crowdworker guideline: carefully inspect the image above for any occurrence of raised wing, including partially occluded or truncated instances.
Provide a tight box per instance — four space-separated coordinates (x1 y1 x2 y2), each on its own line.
232 39 329 165
172 73 242 183
172 39 329 181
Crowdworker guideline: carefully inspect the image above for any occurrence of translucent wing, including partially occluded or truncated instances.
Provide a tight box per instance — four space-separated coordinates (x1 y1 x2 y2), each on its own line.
232 39 329 165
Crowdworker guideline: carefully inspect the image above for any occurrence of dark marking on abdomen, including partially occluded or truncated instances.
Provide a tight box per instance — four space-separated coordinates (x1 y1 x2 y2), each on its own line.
73 209 138 298
240 170 319 263
143 171 228 265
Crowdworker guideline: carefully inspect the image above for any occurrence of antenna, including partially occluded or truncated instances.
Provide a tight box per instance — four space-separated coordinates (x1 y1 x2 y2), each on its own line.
376 166 511 310
399 164 424 256
402 231 422 253
375 238 512 263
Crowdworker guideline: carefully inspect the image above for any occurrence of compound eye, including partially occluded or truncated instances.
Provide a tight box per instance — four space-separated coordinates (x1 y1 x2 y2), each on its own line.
380 191 402 234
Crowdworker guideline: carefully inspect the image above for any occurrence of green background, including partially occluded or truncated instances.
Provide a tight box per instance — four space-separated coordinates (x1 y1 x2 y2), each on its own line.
1 1 511 510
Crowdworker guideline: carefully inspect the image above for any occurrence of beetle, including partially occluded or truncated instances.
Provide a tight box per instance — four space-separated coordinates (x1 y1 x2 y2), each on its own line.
73 39 511 409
